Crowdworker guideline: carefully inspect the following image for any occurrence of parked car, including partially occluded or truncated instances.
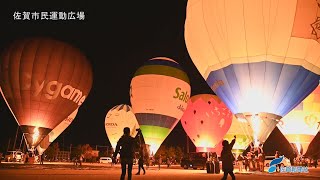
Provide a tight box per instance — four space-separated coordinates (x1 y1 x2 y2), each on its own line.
180 152 207 170
5 151 24 162
99 157 112 164
264 156 291 167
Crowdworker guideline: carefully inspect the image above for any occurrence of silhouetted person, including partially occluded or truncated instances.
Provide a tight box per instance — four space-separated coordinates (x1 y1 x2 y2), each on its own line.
221 135 236 180
40 153 45 164
73 157 78 166
244 155 249 171
166 157 171 168
249 142 254 152
237 154 244 172
258 153 265 172
113 127 141 180
314 158 318 168
25 153 29 164
158 155 162 170
146 157 150 169
135 155 145 175
79 155 83 166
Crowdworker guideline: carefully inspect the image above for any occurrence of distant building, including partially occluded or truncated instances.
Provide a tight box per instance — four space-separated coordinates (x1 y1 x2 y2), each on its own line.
56 151 70 161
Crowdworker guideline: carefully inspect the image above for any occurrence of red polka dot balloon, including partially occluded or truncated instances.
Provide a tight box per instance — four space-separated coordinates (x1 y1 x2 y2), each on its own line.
181 94 232 152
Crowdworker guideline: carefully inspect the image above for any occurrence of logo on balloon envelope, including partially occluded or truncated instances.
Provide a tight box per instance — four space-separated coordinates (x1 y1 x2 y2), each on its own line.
311 17 320 40
34 80 86 106
173 87 189 112
210 80 224 91
173 87 189 102
105 123 118 126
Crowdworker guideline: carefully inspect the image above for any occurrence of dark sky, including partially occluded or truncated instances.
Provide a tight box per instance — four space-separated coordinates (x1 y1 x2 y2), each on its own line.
0 0 319 157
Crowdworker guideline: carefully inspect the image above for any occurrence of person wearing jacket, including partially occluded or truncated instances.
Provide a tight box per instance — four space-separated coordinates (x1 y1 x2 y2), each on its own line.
113 127 141 180
221 135 236 180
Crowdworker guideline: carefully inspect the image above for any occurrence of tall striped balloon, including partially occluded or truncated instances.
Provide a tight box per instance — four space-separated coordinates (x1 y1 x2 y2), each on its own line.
185 0 320 145
130 57 191 155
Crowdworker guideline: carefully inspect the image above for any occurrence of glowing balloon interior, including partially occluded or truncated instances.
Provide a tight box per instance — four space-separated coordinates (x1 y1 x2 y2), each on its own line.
131 57 191 155
0 37 93 150
37 108 79 155
105 104 140 150
185 0 320 145
210 140 223 156
181 94 232 152
224 116 253 153
278 85 320 155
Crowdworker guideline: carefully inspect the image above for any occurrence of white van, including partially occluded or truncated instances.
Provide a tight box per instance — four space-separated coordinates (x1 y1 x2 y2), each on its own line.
99 157 112 164
5 151 24 162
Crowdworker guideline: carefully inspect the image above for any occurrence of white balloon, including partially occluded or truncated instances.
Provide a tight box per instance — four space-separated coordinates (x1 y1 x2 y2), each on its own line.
105 104 140 150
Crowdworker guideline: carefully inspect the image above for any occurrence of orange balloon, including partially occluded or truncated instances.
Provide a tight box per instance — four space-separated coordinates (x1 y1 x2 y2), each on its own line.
0 37 93 150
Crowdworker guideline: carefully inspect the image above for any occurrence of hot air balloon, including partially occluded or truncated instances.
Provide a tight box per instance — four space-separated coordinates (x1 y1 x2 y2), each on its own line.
181 94 232 152
278 85 320 156
185 0 320 146
105 104 140 151
223 116 254 156
36 108 79 155
210 140 223 156
130 57 191 155
0 37 93 151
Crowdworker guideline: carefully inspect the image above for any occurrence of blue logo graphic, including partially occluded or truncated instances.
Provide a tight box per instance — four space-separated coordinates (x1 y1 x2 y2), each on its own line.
268 156 284 173
268 156 309 173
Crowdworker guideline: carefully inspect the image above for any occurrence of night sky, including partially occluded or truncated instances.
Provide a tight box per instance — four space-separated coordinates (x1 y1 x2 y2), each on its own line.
0 0 319 157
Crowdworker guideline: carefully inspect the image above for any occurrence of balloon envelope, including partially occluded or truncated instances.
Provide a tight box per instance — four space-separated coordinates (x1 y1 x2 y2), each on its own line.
130 57 191 155
185 0 320 145
105 104 140 150
223 116 254 154
210 140 223 157
0 37 93 150
181 94 232 152
278 85 320 155
37 108 79 155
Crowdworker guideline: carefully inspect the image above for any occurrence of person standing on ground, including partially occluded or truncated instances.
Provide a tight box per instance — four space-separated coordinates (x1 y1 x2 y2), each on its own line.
158 155 162 170
313 157 318 168
166 157 171 168
25 153 29 164
243 154 249 172
146 157 150 170
73 156 78 166
40 153 44 164
79 154 83 166
237 154 244 172
135 155 146 175
113 127 141 180
221 135 236 180
258 153 265 172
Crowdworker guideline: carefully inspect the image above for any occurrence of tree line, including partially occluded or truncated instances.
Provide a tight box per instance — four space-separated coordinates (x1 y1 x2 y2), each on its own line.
44 142 185 163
